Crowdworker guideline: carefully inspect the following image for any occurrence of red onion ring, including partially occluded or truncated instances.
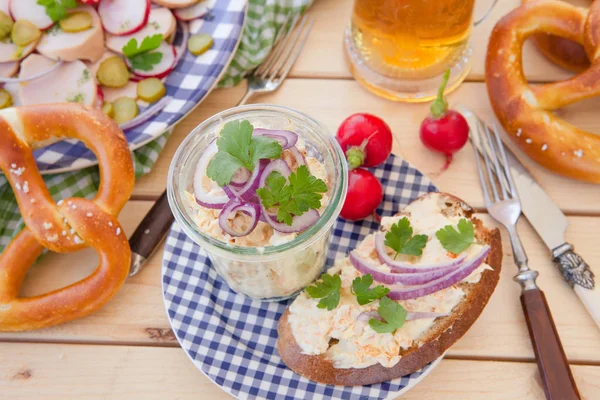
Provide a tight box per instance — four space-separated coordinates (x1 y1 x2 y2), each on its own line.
262 208 319 234
259 159 292 188
349 251 460 285
253 128 298 150
119 96 172 131
231 159 268 201
384 245 491 300
375 233 467 273
289 145 306 166
218 200 260 237
0 60 64 83
356 311 450 322
193 140 228 209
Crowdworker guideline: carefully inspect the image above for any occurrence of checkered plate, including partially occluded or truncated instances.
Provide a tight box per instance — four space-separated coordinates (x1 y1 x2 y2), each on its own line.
162 154 442 399
32 0 247 174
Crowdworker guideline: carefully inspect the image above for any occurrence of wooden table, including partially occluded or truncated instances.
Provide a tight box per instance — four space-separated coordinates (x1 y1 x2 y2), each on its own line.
2 0 600 398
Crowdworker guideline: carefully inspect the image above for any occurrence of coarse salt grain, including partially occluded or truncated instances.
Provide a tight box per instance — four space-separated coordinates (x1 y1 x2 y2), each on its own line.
72 205 77 209
116 228 121 235
57 200 64 206
10 163 16 169
541 144 548 151
22 181 29 193
73 236 83 244
43 222 53 230
574 149 584 158
30 199 36 203
62 230 67 236
525 138 532 144
10 167 25 176
86 212 93 217
47 234 59 242
15 182 21 191
516 129 522 137
108 222 113 227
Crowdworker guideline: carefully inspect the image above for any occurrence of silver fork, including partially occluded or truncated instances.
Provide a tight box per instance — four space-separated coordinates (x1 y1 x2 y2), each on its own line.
472 122 580 400
237 14 314 106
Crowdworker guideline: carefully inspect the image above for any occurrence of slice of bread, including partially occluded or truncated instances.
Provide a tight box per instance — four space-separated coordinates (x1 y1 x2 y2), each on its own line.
277 192 502 386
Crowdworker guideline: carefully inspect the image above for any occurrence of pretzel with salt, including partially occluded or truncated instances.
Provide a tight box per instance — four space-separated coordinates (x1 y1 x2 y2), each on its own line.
0 104 134 331
486 0 600 183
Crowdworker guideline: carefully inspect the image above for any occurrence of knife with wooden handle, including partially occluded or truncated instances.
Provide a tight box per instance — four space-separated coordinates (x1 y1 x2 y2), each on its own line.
459 105 599 330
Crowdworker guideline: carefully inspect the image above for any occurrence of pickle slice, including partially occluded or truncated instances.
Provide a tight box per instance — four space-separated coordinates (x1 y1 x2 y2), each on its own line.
112 97 138 124
11 20 41 47
136 78 166 102
101 102 114 118
188 34 213 56
0 89 12 109
0 11 13 41
59 12 92 33
97 56 130 88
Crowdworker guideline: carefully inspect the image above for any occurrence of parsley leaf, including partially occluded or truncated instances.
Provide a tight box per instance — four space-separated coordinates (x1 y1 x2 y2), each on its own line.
122 34 164 71
384 217 428 258
351 274 390 306
435 218 475 254
305 273 341 311
37 0 77 22
206 120 282 186
256 165 328 226
368 297 407 334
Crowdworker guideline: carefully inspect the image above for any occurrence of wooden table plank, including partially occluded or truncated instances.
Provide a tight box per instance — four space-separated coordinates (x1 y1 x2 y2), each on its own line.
134 80 600 214
1 343 598 400
2 203 599 364
292 0 589 82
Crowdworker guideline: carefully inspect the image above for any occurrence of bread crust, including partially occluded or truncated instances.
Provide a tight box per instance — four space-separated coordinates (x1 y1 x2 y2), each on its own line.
277 193 502 386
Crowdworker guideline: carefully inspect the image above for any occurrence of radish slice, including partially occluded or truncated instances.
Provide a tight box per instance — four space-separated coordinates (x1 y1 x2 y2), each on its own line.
37 6 105 62
98 0 151 36
18 54 97 107
0 40 38 63
152 0 200 9
9 0 54 30
130 42 176 79
105 7 176 54
174 0 216 21
0 0 9 14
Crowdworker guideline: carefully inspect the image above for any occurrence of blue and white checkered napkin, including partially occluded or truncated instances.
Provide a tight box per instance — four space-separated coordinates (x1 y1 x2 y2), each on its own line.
162 154 439 400
33 0 247 172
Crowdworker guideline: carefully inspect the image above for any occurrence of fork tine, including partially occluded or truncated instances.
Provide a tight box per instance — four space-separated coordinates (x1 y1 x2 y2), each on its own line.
255 13 294 76
260 15 303 79
266 15 308 82
472 121 493 208
275 17 314 84
478 121 500 202
492 122 519 198
483 123 508 200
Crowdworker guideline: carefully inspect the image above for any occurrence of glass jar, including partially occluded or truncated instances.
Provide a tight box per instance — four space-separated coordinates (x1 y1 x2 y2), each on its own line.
167 105 348 301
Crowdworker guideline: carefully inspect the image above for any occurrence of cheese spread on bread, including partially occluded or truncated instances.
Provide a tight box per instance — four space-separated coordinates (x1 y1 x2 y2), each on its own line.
288 195 493 369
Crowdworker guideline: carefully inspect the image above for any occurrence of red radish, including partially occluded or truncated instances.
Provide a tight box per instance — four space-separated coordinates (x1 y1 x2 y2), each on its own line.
340 168 383 221
96 86 104 108
79 0 101 4
173 0 215 21
337 113 393 169
9 0 54 30
129 42 176 79
105 7 176 54
98 0 151 36
419 70 469 171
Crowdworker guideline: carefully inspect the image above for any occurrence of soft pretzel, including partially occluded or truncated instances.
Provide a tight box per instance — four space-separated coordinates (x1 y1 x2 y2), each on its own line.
486 0 600 183
524 0 591 72
0 104 134 331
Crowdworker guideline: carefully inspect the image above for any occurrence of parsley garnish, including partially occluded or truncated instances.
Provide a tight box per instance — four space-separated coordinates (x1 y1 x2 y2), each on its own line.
257 166 327 226
351 274 390 306
368 297 407 334
37 0 77 22
122 34 164 71
435 218 474 254
206 120 282 186
305 273 341 311
384 217 428 258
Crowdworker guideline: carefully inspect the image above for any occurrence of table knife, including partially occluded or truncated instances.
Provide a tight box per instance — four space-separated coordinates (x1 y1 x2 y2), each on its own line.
459 105 599 330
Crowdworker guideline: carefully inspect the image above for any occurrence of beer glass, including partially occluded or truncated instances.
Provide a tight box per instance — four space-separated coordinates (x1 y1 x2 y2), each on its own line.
345 0 498 102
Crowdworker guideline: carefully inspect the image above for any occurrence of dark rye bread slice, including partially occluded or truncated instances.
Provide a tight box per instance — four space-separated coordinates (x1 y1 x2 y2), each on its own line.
277 192 502 386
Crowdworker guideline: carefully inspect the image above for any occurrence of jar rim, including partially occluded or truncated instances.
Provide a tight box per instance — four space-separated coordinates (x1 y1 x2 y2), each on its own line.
167 104 348 261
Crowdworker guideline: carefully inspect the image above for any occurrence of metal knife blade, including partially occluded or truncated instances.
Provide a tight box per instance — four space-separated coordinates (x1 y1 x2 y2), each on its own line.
458 105 599 330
